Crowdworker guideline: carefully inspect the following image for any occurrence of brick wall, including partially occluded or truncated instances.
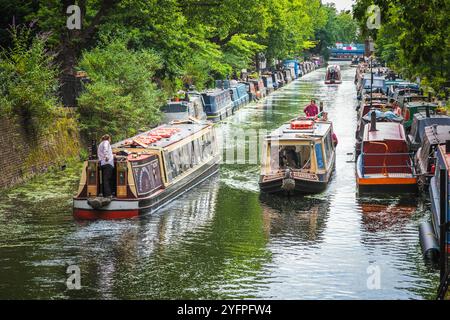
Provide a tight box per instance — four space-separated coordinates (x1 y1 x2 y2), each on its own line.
0 111 80 189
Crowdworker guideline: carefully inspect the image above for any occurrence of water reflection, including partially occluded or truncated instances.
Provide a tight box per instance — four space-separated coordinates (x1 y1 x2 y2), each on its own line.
357 196 417 233
260 194 329 243
62 179 272 299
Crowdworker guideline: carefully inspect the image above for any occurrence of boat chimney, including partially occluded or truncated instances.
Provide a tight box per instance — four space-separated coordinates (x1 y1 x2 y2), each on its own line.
446 140 450 154
370 110 377 132
428 92 432 102
426 105 430 118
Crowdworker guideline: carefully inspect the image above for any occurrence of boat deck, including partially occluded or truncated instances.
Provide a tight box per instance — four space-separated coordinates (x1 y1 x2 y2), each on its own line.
362 173 414 178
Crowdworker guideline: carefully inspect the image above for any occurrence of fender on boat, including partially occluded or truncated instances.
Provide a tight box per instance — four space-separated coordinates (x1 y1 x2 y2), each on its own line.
419 221 439 260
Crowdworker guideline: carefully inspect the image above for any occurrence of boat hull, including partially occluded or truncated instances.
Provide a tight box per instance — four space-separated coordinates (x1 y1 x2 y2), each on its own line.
73 159 220 220
259 176 328 194
356 176 418 193
325 80 342 84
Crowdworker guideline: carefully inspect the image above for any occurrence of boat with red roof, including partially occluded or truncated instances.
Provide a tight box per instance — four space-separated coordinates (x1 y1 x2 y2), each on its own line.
73 120 220 220
356 113 417 192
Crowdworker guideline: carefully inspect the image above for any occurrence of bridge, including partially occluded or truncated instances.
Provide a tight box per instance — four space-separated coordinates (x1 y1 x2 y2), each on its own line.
330 43 365 61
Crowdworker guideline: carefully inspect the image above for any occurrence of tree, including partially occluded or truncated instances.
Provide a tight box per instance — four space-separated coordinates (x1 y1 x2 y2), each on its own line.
312 4 360 59
353 0 449 95
0 26 59 135
77 39 164 141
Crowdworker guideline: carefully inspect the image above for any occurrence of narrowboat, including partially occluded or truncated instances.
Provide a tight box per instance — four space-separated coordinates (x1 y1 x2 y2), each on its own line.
161 94 206 123
422 143 450 257
262 75 274 94
73 121 220 220
324 65 342 84
201 89 233 122
356 114 417 193
415 125 450 189
283 69 292 83
259 117 336 194
240 81 257 101
402 101 439 131
271 72 283 89
387 81 417 99
392 87 422 105
283 60 300 78
216 80 249 112
398 94 427 108
357 74 386 100
407 111 450 151
249 78 266 100
357 101 390 121
355 109 403 156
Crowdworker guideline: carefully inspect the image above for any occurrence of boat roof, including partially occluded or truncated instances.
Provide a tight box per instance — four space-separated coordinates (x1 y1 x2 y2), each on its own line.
112 122 211 150
268 120 332 141
410 114 450 142
437 145 450 174
363 122 406 142
424 125 450 145
404 101 437 108
362 73 385 80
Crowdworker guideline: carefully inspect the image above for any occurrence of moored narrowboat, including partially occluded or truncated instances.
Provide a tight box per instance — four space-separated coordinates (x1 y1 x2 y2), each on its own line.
262 75 274 94
283 69 292 83
355 109 403 156
401 101 439 131
407 111 450 152
259 117 336 194
73 121 220 220
162 94 206 123
201 89 233 122
240 81 257 101
425 143 450 256
356 115 417 193
414 125 450 188
216 80 249 112
249 78 266 99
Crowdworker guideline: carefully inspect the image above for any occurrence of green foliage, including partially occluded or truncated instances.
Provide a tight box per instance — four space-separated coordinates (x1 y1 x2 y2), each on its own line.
312 4 361 59
0 26 59 133
353 0 449 95
77 39 164 141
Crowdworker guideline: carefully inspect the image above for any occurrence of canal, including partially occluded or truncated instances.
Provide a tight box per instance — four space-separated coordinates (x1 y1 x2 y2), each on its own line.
0 63 440 299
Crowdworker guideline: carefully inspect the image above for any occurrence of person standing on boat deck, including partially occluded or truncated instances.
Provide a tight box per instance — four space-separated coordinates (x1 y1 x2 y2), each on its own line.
303 100 319 117
98 134 114 198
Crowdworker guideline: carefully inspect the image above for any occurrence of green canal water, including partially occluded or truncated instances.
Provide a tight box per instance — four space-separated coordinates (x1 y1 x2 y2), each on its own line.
0 63 440 299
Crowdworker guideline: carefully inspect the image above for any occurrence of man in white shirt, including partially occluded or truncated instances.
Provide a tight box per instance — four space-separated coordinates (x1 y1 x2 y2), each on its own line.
97 134 114 197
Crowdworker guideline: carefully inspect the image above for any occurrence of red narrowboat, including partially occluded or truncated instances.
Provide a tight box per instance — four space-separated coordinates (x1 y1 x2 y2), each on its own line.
325 65 342 84
356 116 417 193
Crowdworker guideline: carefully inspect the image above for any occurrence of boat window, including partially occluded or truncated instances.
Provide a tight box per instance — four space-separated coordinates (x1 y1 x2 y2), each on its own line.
273 145 311 171
315 143 325 169
164 130 215 182
324 133 333 163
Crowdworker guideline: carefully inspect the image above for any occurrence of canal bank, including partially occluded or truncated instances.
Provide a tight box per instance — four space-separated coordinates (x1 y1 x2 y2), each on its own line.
0 64 440 299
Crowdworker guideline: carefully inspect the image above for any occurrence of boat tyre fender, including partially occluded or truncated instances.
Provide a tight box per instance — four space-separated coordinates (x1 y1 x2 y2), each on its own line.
281 169 295 191
87 196 112 209
419 221 439 261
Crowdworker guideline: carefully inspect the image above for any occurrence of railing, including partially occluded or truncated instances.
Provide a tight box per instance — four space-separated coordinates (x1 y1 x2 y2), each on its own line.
361 151 414 177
